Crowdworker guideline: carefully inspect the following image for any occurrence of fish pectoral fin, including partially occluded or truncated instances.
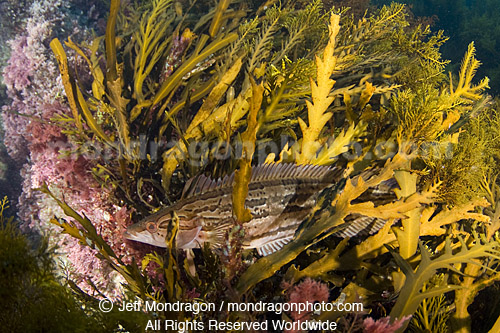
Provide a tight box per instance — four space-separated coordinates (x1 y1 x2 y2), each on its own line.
256 236 293 256
205 218 234 249
209 229 226 248
177 227 202 248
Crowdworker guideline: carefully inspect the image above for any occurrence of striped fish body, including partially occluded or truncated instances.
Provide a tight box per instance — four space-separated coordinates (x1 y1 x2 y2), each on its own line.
125 163 341 256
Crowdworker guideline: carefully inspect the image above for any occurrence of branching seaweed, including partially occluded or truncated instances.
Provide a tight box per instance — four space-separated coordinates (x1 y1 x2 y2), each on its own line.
133 0 174 104
389 234 500 332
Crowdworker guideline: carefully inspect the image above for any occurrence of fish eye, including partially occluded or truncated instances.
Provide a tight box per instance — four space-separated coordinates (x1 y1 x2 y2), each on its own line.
146 222 157 233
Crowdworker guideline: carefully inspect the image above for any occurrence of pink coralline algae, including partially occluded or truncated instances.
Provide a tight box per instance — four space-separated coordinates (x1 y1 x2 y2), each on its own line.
287 278 330 321
362 315 411 333
1 108 30 161
283 278 330 333
3 36 33 92
25 102 68 153
0 0 147 298
1 21 63 161
1 36 35 161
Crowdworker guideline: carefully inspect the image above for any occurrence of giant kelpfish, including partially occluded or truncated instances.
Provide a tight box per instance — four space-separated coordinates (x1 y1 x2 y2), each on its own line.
124 163 394 256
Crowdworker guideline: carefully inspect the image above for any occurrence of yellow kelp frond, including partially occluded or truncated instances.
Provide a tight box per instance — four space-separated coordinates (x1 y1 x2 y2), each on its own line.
104 0 130 155
296 14 340 164
232 79 263 223
49 39 84 134
105 0 120 82
107 64 132 154
186 56 243 133
452 176 500 330
50 39 112 144
159 58 247 188
419 198 490 237
392 169 424 259
310 122 366 166
389 236 500 330
449 42 490 102
289 193 489 283
64 37 105 101
209 0 231 38
151 33 237 107
133 0 174 104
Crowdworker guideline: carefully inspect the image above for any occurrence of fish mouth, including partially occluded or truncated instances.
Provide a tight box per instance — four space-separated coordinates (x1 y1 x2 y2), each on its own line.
123 229 137 241
123 229 143 242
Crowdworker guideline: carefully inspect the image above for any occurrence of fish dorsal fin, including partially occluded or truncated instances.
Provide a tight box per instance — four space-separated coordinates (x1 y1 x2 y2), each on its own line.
181 176 196 199
256 236 293 256
251 163 340 183
181 174 221 199
181 163 340 199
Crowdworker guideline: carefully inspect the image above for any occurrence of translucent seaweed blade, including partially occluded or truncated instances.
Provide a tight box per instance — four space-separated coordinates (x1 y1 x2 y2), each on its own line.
209 0 232 38
151 33 237 106
49 38 83 133
50 38 112 144
105 0 120 82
